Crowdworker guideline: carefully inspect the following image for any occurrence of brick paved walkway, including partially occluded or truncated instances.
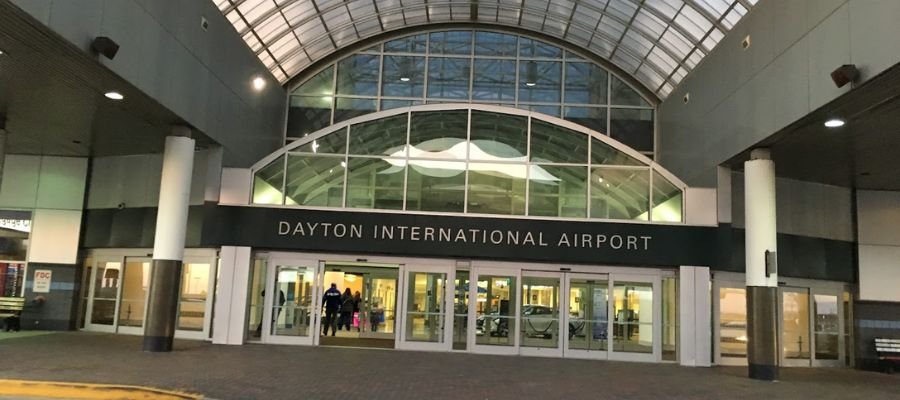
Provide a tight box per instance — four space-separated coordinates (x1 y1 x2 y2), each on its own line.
0 332 897 399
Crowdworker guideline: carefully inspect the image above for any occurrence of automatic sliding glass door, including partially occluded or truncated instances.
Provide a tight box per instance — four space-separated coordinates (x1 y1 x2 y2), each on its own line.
471 268 519 355
520 272 562 357
262 258 319 346
609 274 659 362
564 273 609 360
398 265 451 351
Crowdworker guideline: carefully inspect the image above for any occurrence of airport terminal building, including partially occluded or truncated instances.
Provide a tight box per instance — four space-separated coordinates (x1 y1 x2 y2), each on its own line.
0 0 898 373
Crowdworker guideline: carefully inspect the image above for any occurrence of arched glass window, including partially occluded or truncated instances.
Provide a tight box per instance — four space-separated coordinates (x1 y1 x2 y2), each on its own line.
252 105 683 223
286 29 656 159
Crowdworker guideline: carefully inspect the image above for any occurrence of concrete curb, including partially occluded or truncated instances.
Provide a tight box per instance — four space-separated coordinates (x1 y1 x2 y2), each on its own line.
0 379 203 399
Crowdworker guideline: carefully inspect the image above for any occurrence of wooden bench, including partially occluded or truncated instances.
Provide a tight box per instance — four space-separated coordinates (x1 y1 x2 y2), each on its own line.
1 296 25 332
875 337 900 373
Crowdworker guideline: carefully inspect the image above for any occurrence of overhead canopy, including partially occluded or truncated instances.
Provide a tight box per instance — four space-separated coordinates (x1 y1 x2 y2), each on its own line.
215 0 757 98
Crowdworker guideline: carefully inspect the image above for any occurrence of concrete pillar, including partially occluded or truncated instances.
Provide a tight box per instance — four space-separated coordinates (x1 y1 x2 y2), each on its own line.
744 148 779 380
144 128 195 352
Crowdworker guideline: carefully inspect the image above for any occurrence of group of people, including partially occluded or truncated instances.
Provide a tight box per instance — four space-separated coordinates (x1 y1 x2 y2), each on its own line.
321 283 382 336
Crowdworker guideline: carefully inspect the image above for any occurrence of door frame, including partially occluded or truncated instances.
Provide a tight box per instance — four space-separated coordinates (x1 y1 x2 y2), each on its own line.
261 255 321 346
809 288 845 367
397 264 453 352
519 270 564 358
83 257 121 333
712 276 748 366
115 256 152 336
562 271 611 361
779 286 812 367
469 265 521 356
608 273 660 363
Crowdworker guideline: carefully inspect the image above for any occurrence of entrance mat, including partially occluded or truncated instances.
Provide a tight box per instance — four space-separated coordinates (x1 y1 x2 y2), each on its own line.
319 336 395 349
0 379 201 400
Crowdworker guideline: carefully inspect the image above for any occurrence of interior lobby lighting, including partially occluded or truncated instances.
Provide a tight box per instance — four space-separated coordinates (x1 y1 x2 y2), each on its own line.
399 76 411 82
525 61 537 87
824 118 845 128
252 76 266 91
104 91 124 100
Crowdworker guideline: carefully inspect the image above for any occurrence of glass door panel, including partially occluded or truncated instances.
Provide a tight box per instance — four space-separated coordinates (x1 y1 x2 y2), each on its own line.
89 261 120 329
472 269 518 354
781 288 811 365
264 259 318 346
247 258 267 340
813 293 842 366
117 259 150 333
404 271 446 343
566 277 610 355
613 281 653 354
177 263 210 331
718 287 748 359
453 268 469 350
520 274 561 355
271 265 315 337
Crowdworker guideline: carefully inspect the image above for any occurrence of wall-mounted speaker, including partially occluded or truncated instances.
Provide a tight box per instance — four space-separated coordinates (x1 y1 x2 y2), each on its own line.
830 64 859 88
91 36 120 60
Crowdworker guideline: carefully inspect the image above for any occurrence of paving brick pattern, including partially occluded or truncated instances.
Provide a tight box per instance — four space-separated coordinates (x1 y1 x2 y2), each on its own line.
0 332 898 399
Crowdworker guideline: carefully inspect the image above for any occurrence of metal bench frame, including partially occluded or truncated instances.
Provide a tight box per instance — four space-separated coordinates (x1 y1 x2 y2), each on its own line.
875 337 900 373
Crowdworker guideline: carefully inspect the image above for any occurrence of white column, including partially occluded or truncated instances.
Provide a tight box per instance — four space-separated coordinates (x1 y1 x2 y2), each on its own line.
679 266 711 367
212 246 252 345
152 132 195 261
744 148 777 287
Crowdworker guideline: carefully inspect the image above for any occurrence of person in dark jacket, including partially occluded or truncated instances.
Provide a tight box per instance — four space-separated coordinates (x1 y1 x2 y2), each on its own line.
339 288 354 331
353 291 362 332
322 283 342 336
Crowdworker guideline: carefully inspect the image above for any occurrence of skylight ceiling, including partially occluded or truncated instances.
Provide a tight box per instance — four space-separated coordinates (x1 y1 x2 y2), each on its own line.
215 0 758 99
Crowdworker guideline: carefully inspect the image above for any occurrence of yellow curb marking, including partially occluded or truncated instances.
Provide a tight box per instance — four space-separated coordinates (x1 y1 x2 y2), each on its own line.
0 379 201 399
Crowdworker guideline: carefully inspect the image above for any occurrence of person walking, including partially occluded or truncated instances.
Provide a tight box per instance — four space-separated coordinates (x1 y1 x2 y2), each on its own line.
353 291 362 332
322 283 341 336
339 288 354 331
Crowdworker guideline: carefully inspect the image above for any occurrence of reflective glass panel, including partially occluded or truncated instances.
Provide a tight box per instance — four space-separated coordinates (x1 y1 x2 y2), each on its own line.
453 268 469 350
292 66 334 96
381 99 424 111
474 31 517 56
590 167 650 221
348 114 408 156
476 275 517 346
472 59 516 101
467 163 527 215
469 111 527 161
529 165 587 218
253 156 285 205
652 171 682 222
519 37 562 58
610 76 650 106
406 160 466 213
519 104 561 117
519 61 562 103
610 108 654 152
427 58 471 99
613 282 653 353
118 260 150 327
405 271 446 342
719 287 747 357
564 106 607 134
334 97 377 123
521 276 560 348
177 262 210 331
783 290 811 360
565 62 608 104
409 110 468 158
247 259 266 340
530 120 588 163
384 34 427 53
287 96 332 137
429 31 472 55
592 137 644 165
270 265 315 337
346 157 405 210
336 54 379 96
91 262 120 325
284 155 344 206
382 56 426 97
814 294 839 360
295 128 346 154
568 279 609 351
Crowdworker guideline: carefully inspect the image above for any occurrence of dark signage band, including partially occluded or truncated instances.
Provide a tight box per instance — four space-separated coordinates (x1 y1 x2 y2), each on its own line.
202 206 717 267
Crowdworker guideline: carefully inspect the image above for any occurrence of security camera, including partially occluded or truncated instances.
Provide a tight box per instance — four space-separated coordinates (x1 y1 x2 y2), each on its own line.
831 64 859 88
116 202 126 210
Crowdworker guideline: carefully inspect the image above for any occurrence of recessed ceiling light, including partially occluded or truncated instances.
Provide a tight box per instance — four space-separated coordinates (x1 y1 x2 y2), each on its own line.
824 118 845 128
399 77 410 82
525 82 536 87
252 76 266 91
0 49 5 56
104 91 124 100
